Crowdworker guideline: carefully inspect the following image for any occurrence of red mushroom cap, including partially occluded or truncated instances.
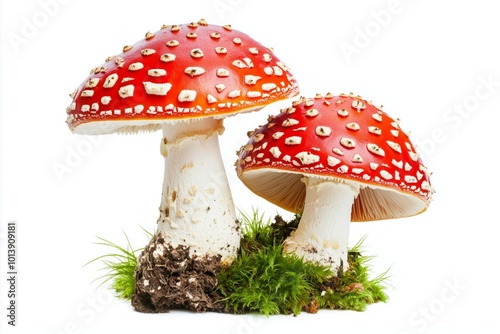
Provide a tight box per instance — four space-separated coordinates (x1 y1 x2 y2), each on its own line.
66 19 300 134
236 93 434 222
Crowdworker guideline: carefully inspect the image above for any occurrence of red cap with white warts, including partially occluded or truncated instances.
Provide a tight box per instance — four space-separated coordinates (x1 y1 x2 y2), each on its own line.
236 93 434 221
66 19 300 135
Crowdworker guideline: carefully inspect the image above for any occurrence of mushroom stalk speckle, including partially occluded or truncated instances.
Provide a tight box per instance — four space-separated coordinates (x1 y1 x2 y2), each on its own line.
283 177 360 273
156 119 240 263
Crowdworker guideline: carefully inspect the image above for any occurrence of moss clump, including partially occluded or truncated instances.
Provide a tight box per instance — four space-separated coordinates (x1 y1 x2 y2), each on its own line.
88 210 389 314
216 211 389 315
85 231 148 300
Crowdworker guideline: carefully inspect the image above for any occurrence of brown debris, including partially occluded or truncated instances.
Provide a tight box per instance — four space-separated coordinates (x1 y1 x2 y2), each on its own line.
132 234 226 313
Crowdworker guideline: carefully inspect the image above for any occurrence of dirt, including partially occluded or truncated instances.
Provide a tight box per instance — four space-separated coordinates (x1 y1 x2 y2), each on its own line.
131 233 227 313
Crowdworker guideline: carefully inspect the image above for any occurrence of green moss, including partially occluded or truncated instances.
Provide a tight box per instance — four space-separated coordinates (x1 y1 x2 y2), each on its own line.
85 231 148 300
88 210 389 314
216 211 390 315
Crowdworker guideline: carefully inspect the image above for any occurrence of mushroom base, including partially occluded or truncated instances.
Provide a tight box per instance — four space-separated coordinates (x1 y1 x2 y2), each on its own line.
132 233 227 313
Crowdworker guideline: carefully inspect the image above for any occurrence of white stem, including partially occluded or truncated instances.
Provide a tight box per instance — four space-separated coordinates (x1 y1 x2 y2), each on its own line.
156 119 240 264
283 177 360 273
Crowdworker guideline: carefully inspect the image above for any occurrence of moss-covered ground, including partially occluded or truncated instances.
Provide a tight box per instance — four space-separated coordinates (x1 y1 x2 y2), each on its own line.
87 210 389 315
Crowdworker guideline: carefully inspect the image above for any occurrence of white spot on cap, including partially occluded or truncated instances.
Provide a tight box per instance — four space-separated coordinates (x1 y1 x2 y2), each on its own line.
338 109 349 117
367 143 385 157
276 62 288 71
166 40 179 47
264 67 273 75
81 90 94 97
143 82 172 96
337 165 348 173
372 113 383 122
352 154 363 163
185 67 206 77
215 84 226 92
340 137 356 148
215 47 228 54
346 122 360 131
141 48 156 56
247 91 262 98
392 159 403 169
118 85 134 98
160 53 176 62
273 132 284 140
128 62 144 71
270 146 281 158
332 148 344 156
101 96 111 105
217 68 230 77
148 69 167 77
178 90 197 102
370 162 379 170
306 109 319 117
352 168 364 174
327 156 341 167
387 140 402 153
228 90 241 98
232 59 248 69
207 94 217 104
249 47 259 54
245 75 261 85
273 66 283 76
421 180 432 191
405 175 418 183
380 170 393 180
316 126 332 137
134 105 144 113
391 129 399 137
262 83 277 91
296 152 320 165
282 118 299 127
368 126 382 135
253 134 265 142
409 151 419 161
85 78 100 88
81 104 90 112
263 54 272 62
190 48 204 58
351 100 366 110
285 136 302 145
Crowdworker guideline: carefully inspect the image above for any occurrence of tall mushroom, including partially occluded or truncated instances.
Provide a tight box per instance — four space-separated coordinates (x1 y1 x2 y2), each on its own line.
236 93 433 272
66 19 299 308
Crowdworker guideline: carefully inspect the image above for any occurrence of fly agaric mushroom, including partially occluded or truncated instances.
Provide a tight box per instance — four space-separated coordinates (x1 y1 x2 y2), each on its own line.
66 20 299 265
236 93 433 272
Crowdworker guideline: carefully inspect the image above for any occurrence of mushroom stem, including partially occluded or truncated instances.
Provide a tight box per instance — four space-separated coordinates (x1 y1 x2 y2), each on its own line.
283 177 360 273
155 118 240 264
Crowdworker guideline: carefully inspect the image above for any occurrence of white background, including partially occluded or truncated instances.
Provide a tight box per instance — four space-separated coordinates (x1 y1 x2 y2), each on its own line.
1 0 499 333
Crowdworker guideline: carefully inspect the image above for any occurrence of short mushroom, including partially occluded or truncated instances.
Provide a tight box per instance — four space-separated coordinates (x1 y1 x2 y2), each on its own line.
236 93 433 272
66 20 299 264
